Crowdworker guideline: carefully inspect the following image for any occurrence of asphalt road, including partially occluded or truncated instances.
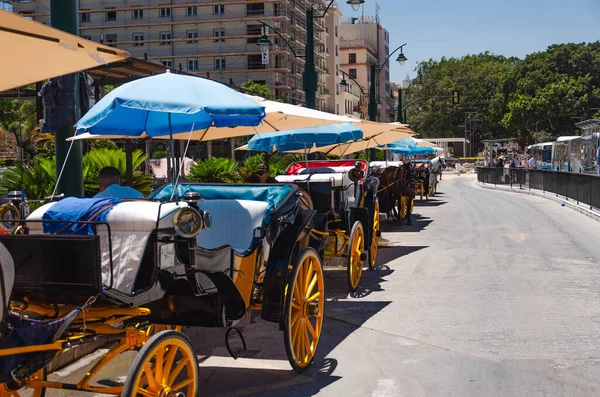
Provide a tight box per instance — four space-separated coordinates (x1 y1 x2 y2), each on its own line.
43 174 600 396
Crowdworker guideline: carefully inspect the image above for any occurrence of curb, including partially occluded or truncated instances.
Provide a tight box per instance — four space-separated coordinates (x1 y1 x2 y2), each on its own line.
475 181 600 223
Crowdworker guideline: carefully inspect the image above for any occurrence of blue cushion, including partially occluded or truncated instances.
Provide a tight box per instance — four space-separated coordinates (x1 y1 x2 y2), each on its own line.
151 184 294 217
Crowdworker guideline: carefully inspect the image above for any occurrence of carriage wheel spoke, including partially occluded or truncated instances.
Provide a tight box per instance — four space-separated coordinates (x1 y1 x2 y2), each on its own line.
307 290 320 302
136 388 154 397
306 318 317 339
167 357 189 386
141 364 157 393
172 378 194 391
302 325 311 361
306 273 318 299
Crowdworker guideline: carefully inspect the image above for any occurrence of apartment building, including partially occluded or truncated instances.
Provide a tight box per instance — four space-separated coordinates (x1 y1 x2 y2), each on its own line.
12 0 332 110
339 16 394 122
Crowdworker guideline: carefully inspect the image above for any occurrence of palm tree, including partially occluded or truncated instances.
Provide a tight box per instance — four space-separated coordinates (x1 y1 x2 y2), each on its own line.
83 148 153 195
188 157 241 183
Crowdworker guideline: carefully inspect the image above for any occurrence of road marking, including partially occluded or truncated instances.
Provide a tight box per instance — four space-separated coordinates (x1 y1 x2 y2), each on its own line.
54 348 110 377
372 379 398 397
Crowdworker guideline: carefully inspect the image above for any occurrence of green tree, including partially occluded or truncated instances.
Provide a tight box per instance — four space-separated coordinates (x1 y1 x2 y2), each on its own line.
0 157 56 202
188 157 241 183
502 42 600 138
241 80 273 100
405 53 516 150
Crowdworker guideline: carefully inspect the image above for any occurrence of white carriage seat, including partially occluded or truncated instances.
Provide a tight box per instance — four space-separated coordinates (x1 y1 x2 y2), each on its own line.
196 199 269 255
276 173 347 187
27 201 181 295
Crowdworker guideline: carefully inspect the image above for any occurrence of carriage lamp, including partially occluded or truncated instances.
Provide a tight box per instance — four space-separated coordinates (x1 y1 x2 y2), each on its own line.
173 207 204 238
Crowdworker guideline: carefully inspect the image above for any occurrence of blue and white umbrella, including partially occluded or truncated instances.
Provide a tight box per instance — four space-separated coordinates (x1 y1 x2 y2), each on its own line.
76 70 265 137
390 146 437 156
247 123 363 152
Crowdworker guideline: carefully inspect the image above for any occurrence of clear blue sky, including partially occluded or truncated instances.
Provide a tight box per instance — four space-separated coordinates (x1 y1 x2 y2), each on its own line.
336 0 599 83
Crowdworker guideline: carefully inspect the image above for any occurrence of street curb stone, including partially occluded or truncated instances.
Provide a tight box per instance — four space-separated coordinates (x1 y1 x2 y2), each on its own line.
475 180 600 223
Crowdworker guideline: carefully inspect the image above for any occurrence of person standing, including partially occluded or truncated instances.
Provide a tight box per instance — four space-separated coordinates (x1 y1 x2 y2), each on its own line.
596 142 600 175
528 155 536 169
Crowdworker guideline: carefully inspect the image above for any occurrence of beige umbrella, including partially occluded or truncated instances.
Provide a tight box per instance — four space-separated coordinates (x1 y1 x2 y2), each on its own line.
314 124 416 156
0 10 130 92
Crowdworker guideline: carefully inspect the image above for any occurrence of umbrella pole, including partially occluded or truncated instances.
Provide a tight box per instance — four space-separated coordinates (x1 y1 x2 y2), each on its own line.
304 144 309 170
168 113 176 183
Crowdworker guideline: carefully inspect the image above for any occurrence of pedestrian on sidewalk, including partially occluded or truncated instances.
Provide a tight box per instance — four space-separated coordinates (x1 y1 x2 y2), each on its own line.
528 155 536 169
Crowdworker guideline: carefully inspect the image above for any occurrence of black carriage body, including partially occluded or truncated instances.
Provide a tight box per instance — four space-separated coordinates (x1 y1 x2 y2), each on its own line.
2 184 310 329
148 183 312 326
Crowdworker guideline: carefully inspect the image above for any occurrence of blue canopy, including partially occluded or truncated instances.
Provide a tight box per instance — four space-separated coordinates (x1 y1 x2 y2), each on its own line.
75 71 265 137
247 123 363 152
384 137 418 149
390 146 437 155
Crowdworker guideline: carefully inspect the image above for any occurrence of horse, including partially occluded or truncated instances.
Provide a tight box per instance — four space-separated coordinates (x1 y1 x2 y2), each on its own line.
377 162 415 223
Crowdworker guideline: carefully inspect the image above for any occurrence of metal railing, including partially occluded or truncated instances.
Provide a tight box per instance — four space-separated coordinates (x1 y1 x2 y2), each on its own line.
477 167 600 211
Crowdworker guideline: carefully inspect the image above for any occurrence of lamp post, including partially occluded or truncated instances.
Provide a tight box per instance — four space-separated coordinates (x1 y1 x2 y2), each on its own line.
369 43 407 122
397 73 423 124
258 0 365 109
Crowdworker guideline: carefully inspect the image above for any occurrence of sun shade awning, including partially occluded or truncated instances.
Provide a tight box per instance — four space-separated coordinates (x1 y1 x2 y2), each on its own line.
0 9 130 92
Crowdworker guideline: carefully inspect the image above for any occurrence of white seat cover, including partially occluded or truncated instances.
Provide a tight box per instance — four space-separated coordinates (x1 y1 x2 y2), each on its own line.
26 200 181 295
197 199 269 254
276 173 347 187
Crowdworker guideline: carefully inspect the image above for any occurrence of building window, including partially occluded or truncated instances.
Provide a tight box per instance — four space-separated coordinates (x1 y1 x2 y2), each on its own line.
246 25 262 44
81 34 92 41
133 33 144 46
215 58 226 70
188 59 198 71
105 33 117 47
186 30 198 43
213 29 225 42
186 6 197 16
335 45 339 56
349 69 357 79
213 5 224 15
247 54 264 70
80 10 90 23
273 3 281 15
105 9 117 21
349 53 356 64
162 59 173 68
160 6 171 18
132 8 143 19
246 3 264 15
160 32 171 45
335 25 338 37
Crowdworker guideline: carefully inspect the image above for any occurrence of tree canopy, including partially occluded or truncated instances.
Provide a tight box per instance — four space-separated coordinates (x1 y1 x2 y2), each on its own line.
405 42 600 148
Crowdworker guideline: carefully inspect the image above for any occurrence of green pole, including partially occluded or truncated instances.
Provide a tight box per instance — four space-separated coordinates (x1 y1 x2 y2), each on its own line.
50 0 83 197
368 64 378 160
397 87 403 123
302 7 317 110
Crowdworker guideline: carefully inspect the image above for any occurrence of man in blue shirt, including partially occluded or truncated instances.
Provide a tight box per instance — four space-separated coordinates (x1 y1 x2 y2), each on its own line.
94 166 144 199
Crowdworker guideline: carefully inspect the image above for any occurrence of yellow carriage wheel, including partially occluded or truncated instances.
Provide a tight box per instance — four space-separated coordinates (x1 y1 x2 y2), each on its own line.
122 330 198 397
399 196 415 220
145 324 183 336
347 222 365 291
284 247 324 373
369 200 380 270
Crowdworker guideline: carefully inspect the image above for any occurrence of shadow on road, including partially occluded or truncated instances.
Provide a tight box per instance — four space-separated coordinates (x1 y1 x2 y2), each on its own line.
325 264 395 300
414 198 448 207
376 245 428 268
192 300 391 397
381 214 432 233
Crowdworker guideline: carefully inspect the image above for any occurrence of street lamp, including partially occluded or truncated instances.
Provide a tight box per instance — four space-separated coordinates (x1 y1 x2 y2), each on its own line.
369 43 407 123
258 0 364 109
347 0 365 11
397 72 423 124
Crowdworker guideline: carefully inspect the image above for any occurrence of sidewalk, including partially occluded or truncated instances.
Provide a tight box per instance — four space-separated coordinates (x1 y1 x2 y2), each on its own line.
475 180 600 223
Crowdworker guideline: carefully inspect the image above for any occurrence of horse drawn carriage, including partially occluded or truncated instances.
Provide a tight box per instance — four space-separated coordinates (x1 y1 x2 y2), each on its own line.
275 160 380 291
0 182 324 395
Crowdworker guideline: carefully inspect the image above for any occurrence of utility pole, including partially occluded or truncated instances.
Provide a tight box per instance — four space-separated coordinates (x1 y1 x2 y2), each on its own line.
50 0 83 197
